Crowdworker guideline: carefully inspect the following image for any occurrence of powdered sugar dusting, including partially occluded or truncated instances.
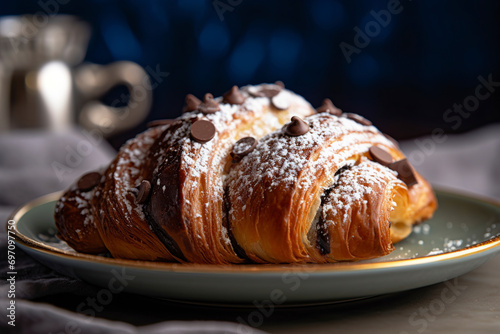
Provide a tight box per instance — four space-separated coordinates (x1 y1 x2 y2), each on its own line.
148 84 315 262
233 139 254 153
322 159 402 223
59 83 412 264
226 111 401 262
228 113 396 219
107 126 166 224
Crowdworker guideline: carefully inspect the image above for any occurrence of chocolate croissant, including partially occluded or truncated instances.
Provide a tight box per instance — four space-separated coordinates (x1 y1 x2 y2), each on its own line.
54 83 437 264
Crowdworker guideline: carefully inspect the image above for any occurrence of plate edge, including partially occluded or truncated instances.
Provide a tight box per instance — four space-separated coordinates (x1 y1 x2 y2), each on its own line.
8 190 500 274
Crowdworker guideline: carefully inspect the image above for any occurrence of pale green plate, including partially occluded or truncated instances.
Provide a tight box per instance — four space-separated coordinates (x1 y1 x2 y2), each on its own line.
8 189 500 305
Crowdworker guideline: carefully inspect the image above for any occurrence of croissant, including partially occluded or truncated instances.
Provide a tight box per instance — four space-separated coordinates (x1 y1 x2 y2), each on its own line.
54 83 437 264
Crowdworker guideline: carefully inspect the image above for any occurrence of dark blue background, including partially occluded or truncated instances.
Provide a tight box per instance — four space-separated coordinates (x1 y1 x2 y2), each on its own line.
1 0 499 147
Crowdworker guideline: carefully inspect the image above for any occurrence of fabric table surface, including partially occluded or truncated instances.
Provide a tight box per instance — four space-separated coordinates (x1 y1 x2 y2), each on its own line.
0 124 499 334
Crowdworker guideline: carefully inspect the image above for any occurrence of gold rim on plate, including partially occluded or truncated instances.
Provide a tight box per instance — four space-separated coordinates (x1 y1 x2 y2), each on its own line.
8 189 500 274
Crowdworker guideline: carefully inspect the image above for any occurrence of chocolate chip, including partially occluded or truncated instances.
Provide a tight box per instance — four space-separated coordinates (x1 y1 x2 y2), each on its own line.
383 133 400 148
388 159 418 187
136 180 151 204
260 87 281 98
369 146 393 166
271 92 290 110
147 119 176 128
316 98 342 116
247 84 282 98
198 93 220 114
182 94 201 113
223 86 246 105
345 113 372 126
231 137 257 162
77 172 101 192
190 119 216 143
246 86 261 97
285 116 310 136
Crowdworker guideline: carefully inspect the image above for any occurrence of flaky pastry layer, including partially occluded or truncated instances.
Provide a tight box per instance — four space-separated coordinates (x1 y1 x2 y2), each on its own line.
54 84 437 264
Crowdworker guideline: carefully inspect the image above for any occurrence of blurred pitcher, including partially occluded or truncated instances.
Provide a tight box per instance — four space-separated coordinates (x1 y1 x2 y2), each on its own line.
0 15 151 136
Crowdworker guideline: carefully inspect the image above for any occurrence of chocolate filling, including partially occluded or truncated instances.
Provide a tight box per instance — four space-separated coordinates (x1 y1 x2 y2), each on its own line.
315 164 353 255
144 120 247 263
316 187 332 255
334 164 352 177
223 186 249 261
145 209 187 261
146 147 187 262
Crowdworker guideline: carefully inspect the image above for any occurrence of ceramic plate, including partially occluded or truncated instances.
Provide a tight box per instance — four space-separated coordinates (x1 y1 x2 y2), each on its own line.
8 189 500 305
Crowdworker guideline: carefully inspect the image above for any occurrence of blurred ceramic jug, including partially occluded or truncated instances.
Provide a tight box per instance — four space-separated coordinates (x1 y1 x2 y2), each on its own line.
0 15 152 136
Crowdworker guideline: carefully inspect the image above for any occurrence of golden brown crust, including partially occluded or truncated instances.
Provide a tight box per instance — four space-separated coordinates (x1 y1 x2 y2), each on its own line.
317 158 404 261
145 86 316 264
54 84 437 264
54 186 106 254
95 126 177 261
227 113 436 263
